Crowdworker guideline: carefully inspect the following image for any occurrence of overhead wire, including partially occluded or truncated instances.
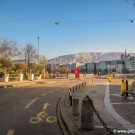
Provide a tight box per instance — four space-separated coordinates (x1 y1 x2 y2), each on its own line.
0 19 134 23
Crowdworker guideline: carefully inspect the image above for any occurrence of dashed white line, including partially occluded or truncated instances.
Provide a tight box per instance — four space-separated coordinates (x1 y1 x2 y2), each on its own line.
48 81 56 83
25 97 39 109
41 94 46 96
49 91 53 93
56 89 59 90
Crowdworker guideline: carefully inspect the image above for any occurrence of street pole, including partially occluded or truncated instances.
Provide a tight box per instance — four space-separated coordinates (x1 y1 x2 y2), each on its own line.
108 63 109 75
70 63 71 74
44 64 45 80
38 37 39 64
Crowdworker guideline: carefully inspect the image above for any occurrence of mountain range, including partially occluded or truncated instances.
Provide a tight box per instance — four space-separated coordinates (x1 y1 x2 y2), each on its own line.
49 52 135 64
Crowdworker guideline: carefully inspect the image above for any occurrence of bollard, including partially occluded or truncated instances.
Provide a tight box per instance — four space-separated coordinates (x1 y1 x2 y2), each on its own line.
70 95 72 106
79 84 80 89
121 80 126 96
81 97 94 130
72 97 79 115
108 75 112 82
69 91 71 100
76 85 77 90
126 80 128 97
73 87 74 93
69 91 73 106
82 83 83 87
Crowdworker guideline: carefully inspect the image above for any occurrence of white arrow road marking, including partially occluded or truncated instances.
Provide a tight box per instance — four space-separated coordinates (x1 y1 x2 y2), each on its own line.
43 103 51 110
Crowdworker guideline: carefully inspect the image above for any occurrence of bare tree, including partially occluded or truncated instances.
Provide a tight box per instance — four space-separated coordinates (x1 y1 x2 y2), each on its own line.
22 43 37 72
0 40 21 59
60 67 70 74
39 55 47 64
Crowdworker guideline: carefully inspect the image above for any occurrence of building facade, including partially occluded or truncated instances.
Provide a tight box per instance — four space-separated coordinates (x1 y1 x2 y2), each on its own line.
125 56 135 73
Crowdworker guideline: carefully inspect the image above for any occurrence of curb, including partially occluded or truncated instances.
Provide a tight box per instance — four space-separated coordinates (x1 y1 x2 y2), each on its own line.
0 81 36 88
57 97 69 135
59 94 82 135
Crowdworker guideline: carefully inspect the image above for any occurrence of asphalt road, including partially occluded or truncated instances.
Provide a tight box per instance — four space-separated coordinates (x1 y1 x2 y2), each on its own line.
0 78 83 135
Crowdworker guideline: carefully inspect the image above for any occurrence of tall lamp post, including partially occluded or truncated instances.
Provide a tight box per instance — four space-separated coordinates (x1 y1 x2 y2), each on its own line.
69 63 71 74
38 37 39 64
108 62 110 75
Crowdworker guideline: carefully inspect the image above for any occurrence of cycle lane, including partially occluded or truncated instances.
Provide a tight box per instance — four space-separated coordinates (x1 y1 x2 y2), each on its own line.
0 86 66 135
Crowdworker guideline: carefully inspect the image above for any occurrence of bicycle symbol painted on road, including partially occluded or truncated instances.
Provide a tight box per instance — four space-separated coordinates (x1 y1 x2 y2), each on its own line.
29 103 57 124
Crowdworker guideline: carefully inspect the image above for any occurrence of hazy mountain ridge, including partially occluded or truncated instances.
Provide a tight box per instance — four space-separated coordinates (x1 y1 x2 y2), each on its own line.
49 52 135 64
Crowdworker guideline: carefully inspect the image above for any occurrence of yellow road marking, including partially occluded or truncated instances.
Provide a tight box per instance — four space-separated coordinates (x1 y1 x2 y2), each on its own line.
41 94 46 96
46 116 57 123
43 103 51 110
7 130 14 135
49 91 53 93
29 111 47 124
25 97 39 109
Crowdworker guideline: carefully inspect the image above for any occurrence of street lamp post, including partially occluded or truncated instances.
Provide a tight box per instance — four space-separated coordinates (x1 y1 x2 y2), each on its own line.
38 37 39 64
70 63 71 74
107 62 110 75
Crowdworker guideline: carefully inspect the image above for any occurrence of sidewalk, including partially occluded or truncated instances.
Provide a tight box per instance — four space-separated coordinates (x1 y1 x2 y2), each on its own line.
0 80 37 88
0 77 81 88
58 82 132 135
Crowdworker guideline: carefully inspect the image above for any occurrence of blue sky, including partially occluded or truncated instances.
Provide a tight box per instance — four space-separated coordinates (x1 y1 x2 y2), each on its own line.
0 0 135 59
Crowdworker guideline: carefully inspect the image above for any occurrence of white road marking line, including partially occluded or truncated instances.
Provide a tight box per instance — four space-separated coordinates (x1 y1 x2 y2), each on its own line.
110 94 121 98
111 102 135 105
7 130 14 135
25 97 39 109
48 81 56 83
41 94 46 96
95 125 114 128
56 89 60 91
49 91 53 93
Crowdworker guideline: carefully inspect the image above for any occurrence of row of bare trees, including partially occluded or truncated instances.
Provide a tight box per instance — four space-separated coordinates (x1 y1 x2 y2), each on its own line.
0 39 38 63
0 39 46 75
0 39 70 78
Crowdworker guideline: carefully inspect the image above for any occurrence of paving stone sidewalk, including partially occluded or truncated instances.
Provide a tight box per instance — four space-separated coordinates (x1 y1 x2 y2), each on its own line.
59 83 134 135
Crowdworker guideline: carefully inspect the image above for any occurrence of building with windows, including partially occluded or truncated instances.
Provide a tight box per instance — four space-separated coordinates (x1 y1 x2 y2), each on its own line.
116 60 125 73
125 56 135 73
99 61 107 73
50 50 135 75
98 59 125 74
86 62 95 73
